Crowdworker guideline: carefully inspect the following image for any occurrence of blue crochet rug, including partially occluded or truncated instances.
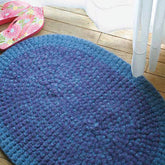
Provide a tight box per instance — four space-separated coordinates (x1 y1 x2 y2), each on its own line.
0 35 164 165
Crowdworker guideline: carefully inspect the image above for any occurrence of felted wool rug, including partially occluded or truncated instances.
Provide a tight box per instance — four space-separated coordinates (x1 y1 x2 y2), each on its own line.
0 35 164 165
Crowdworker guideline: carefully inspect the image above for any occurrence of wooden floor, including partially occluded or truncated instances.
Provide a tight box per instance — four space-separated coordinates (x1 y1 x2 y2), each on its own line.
0 6 164 165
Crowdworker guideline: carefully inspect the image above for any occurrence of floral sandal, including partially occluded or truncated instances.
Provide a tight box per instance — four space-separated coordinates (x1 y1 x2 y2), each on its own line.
0 7 44 50
0 1 31 25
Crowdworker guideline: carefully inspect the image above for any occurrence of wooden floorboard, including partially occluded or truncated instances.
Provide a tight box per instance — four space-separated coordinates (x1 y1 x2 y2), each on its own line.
0 150 7 159
98 33 165 63
146 61 165 77
0 6 164 165
144 73 165 92
160 92 165 98
109 29 165 50
44 6 98 31
51 6 87 16
43 18 100 43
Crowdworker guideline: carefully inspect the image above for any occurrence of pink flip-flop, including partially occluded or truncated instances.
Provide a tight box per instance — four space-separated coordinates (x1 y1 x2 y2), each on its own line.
0 1 31 25
0 7 44 50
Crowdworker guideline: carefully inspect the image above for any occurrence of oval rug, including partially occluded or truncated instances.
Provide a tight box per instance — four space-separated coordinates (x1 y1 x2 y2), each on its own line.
0 35 164 165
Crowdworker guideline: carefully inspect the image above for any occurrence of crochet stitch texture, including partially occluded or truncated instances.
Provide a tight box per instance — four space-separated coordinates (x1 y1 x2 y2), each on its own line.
0 35 165 165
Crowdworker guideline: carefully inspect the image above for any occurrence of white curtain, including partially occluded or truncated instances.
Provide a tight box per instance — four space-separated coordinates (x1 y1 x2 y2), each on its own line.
86 0 134 32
